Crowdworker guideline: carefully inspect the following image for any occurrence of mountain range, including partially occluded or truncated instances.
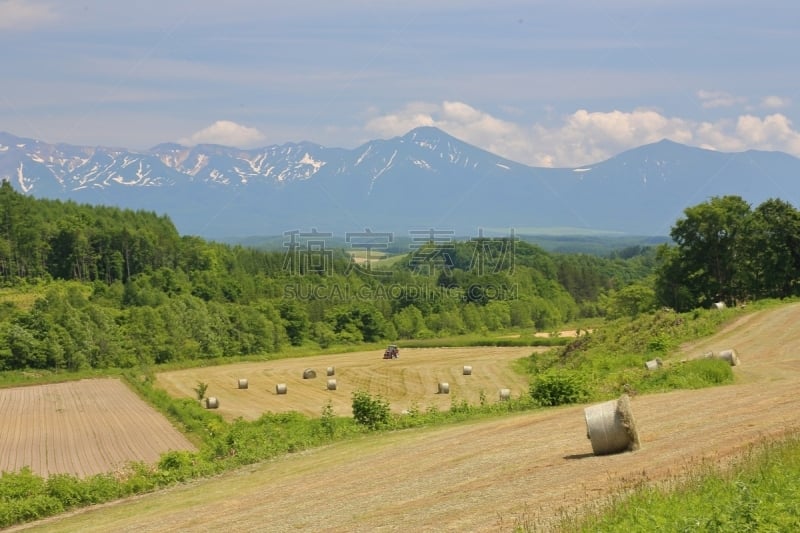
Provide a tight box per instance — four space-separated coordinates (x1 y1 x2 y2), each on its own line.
2 127 799 239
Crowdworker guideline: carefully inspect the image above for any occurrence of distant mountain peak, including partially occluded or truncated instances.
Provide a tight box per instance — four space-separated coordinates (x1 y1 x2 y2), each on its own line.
404 125 447 139
149 142 185 153
2 128 800 238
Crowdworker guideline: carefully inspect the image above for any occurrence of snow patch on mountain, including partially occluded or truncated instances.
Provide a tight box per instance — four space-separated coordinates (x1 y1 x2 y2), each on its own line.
299 153 325 175
16 163 32 193
355 145 372 166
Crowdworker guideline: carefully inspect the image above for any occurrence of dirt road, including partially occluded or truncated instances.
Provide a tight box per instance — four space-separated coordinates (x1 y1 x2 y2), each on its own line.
14 303 800 532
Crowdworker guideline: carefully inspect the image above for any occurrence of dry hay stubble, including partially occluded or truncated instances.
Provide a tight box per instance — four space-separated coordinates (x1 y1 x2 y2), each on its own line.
155 346 540 420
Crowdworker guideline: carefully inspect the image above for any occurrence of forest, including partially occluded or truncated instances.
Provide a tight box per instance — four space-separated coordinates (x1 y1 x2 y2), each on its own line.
1 180 798 372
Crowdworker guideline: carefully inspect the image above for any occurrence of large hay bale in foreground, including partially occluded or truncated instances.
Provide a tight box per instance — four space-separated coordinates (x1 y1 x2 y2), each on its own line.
584 394 640 455
302 368 317 379
326 366 335 376
499 388 511 401
275 383 288 395
327 379 337 391
237 378 249 389
717 348 740 366
438 382 450 394
205 396 219 409
463 365 473 376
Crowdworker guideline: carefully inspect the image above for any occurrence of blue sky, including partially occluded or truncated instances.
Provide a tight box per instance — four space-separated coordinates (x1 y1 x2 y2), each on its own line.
1 0 798 167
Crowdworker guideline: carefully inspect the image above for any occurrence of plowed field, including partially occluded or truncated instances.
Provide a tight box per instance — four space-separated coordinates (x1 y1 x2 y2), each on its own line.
155 346 543 419
12 303 800 532
0 379 195 478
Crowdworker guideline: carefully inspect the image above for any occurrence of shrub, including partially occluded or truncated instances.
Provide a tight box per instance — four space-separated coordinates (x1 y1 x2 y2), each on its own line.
351 389 390 429
0 467 45 501
193 381 208 400
45 474 84 507
320 400 336 439
530 370 587 406
157 450 197 482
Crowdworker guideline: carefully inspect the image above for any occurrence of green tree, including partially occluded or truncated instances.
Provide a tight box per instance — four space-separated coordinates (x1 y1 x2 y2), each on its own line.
279 300 309 346
351 390 390 429
661 196 751 309
736 198 800 299
602 282 657 319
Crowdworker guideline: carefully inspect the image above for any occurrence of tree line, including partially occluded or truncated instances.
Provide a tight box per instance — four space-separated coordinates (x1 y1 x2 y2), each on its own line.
656 196 800 311
0 182 704 371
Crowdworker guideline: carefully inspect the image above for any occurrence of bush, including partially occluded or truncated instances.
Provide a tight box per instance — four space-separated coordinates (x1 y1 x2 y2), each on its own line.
351 389 390 429
0 467 45 501
45 474 85 507
193 381 209 400
530 370 587 406
0 495 63 527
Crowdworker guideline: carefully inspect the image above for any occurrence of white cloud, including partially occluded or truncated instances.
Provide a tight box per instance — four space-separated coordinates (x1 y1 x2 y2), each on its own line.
735 114 800 153
364 102 437 137
0 0 57 30
179 121 266 148
364 102 800 167
697 89 747 109
760 95 790 110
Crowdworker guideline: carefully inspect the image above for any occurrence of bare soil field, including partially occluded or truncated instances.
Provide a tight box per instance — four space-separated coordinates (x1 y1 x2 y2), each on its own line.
12 303 800 532
0 379 195 478
155 346 542 419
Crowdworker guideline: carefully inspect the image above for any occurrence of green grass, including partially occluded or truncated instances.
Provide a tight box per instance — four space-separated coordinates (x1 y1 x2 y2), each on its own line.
515 306 742 403
0 368 124 389
549 432 800 532
399 334 568 348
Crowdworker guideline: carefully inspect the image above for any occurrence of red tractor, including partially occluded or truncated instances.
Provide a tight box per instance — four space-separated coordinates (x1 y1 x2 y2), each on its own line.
383 344 399 359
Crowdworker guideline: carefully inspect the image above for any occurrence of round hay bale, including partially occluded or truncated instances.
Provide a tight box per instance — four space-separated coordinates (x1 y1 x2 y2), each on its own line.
326 366 335 376
237 378 249 389
326 378 337 391
463 365 473 376
205 396 219 409
713 301 726 310
302 368 317 379
717 348 740 366
584 394 640 455
438 382 450 394
275 383 288 395
644 358 662 371
499 388 511 401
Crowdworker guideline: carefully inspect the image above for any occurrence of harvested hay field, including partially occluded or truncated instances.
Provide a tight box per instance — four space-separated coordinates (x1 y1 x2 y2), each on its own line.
155 346 540 420
0 379 195 478
13 303 800 532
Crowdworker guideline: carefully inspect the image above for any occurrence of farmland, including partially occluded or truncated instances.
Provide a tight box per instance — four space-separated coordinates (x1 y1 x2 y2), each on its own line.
155 346 543 419
10 302 800 532
0 379 195 478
